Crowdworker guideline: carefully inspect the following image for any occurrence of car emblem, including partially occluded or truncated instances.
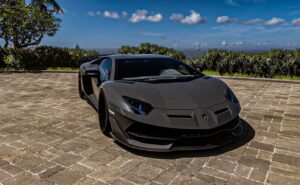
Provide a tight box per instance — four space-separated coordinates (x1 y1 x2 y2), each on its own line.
228 108 232 115
201 114 208 120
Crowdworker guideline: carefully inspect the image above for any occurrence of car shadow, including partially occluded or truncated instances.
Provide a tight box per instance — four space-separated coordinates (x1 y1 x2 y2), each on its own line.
115 119 255 159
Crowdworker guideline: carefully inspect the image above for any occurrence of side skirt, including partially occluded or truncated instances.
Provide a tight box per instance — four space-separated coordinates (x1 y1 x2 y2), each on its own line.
84 94 99 113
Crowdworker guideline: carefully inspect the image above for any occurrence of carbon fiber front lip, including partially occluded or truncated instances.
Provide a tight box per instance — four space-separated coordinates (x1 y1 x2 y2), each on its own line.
109 114 244 152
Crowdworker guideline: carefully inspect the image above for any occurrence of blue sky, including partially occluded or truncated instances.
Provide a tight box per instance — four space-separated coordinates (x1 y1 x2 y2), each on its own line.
41 0 300 50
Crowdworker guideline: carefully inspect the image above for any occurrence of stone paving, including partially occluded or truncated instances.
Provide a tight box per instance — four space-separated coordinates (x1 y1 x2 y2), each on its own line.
0 73 300 185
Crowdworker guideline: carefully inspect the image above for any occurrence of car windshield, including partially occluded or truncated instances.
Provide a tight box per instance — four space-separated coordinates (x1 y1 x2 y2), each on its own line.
116 58 203 80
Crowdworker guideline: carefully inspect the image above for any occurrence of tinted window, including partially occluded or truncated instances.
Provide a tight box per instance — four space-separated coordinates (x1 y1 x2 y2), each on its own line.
99 58 112 81
115 58 200 80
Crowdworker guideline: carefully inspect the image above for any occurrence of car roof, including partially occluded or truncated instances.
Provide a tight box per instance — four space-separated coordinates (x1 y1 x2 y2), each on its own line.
104 54 173 60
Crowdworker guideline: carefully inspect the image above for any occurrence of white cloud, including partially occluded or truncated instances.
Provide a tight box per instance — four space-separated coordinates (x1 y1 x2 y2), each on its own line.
202 43 208 47
129 10 163 23
147 14 163 22
87 11 95 16
244 18 263 25
169 13 184 21
286 42 297 47
129 10 148 23
193 42 208 49
180 10 206 25
142 32 165 37
103 11 120 19
291 18 300 27
88 10 127 19
221 40 243 46
225 0 266 6
264 17 285 26
170 10 205 25
221 40 227 46
216 16 238 23
232 41 243 46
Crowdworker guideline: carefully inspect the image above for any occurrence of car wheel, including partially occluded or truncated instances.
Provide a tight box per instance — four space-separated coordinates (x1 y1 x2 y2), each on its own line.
78 73 85 99
99 94 112 137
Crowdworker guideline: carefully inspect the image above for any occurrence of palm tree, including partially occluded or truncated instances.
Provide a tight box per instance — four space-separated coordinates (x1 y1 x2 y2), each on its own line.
31 0 64 13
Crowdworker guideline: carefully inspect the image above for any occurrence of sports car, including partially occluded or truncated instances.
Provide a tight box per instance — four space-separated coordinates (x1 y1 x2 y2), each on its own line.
78 54 244 152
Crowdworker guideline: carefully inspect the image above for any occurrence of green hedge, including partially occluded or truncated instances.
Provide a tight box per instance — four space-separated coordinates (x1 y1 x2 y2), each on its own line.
0 45 299 78
0 46 99 70
119 43 186 60
185 49 300 78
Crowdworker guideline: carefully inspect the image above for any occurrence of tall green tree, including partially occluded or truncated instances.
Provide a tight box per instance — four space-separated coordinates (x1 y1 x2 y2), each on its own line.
30 0 64 13
0 0 61 48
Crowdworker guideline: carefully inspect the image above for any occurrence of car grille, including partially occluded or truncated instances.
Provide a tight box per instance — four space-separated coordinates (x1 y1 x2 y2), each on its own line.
126 116 240 144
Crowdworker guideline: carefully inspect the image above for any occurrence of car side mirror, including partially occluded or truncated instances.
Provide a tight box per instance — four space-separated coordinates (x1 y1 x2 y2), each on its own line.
196 66 205 72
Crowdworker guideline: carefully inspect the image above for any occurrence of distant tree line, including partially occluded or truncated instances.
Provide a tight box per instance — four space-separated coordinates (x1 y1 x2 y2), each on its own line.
0 46 99 70
185 49 300 78
119 43 299 78
0 43 299 78
119 43 186 60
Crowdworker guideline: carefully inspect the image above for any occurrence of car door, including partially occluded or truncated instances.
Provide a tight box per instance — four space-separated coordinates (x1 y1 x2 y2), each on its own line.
91 58 112 103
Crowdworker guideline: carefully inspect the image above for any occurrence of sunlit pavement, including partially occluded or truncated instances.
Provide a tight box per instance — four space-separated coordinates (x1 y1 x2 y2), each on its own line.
0 73 300 185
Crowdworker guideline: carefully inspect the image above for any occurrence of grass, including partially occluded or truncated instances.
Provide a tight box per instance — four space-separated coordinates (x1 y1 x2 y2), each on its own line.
46 67 78 70
203 70 300 80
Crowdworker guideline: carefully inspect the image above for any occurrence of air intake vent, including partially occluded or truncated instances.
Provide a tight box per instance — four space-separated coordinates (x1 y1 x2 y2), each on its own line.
167 115 192 118
215 108 228 115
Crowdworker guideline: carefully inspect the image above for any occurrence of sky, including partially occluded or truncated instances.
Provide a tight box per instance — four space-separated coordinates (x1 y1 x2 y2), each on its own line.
41 0 300 50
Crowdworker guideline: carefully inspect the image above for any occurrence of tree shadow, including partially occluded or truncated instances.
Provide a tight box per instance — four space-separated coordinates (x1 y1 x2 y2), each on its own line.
116 119 255 159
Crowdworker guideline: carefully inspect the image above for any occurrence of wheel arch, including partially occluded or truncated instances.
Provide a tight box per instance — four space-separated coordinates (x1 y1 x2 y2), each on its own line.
98 89 106 108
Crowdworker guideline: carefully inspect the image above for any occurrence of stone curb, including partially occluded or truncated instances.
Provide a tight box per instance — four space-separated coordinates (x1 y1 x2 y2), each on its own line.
1 70 300 84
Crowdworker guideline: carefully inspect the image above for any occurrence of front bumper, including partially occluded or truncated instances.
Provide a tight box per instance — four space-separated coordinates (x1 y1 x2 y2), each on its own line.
109 112 244 152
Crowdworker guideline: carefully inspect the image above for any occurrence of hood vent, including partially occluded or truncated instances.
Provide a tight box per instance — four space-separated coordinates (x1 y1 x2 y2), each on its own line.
214 108 228 115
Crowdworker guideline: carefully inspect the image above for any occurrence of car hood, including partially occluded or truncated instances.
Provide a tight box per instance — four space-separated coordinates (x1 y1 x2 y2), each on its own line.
111 76 228 109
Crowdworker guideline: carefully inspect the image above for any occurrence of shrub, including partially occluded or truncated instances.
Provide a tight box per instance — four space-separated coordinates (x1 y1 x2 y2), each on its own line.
186 49 299 78
0 46 99 70
119 43 186 60
4 53 21 69
0 44 299 78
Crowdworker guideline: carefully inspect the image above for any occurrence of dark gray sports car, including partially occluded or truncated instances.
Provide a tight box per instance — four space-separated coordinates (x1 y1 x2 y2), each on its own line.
78 54 244 152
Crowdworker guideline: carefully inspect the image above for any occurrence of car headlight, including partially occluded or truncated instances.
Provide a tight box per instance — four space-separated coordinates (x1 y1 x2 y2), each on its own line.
225 88 239 104
123 96 153 115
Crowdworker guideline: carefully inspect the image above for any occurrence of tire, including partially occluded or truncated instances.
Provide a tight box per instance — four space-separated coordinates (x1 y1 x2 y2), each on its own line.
99 93 112 136
78 73 85 99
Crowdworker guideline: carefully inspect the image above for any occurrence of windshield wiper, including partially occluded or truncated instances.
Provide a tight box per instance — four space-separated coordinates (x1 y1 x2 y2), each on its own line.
122 76 158 81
